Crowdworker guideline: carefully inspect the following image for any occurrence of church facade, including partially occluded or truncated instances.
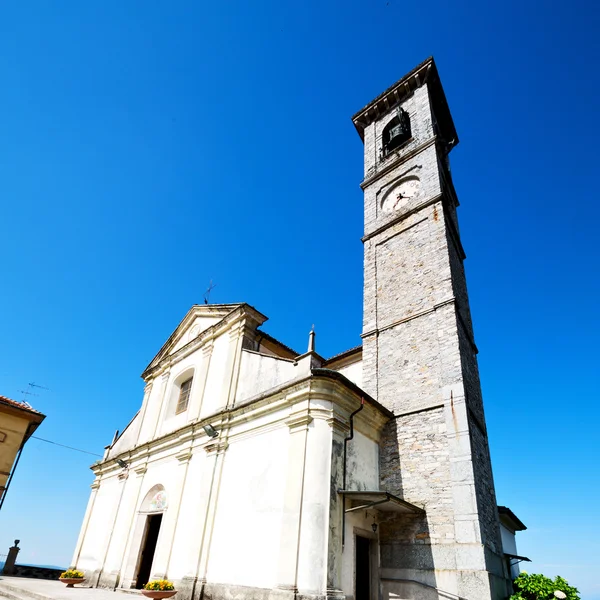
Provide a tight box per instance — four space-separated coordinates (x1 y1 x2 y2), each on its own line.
72 58 520 600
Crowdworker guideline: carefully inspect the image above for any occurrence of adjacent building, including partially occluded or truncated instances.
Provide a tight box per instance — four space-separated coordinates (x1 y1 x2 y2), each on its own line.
0 395 45 510
72 58 527 600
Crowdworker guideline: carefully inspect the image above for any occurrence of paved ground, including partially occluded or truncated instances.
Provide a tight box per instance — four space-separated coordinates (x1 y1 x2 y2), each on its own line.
0 578 137 600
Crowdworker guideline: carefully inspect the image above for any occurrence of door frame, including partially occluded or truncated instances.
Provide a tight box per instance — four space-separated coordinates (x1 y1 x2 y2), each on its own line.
353 526 379 600
133 511 164 588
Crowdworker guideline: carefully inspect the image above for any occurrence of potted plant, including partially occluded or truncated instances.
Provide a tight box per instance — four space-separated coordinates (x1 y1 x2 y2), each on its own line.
142 580 177 599
59 569 85 588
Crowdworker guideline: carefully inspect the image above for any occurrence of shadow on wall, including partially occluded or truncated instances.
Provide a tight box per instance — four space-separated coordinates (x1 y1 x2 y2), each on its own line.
378 419 438 600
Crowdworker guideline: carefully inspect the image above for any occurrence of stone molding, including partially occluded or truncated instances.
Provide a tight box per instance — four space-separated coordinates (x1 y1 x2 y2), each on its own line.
203 440 229 455
142 305 266 381
92 372 388 477
362 194 443 243
176 449 193 463
285 413 313 433
360 137 437 190
362 296 456 339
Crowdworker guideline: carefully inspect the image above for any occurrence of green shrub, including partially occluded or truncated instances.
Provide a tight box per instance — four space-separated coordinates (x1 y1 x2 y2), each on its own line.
510 572 580 600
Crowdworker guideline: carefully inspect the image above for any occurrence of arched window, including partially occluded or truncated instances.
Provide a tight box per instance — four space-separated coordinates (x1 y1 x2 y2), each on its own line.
166 368 195 418
176 377 193 414
381 109 411 157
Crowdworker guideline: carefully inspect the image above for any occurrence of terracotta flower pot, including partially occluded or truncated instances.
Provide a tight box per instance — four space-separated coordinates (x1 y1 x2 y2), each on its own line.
59 578 85 588
141 591 177 599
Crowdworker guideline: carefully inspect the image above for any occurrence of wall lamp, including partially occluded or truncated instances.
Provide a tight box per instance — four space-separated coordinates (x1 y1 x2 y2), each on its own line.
116 459 129 469
203 424 219 439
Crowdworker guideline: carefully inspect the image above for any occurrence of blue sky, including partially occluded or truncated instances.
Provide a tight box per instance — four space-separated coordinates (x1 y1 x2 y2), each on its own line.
1 0 599 597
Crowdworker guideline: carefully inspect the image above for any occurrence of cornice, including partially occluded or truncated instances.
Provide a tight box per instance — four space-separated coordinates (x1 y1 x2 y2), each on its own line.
285 413 313 433
142 304 266 381
360 137 437 190
352 56 458 149
203 440 229 455
176 449 193 463
94 370 392 477
361 297 456 339
362 194 442 244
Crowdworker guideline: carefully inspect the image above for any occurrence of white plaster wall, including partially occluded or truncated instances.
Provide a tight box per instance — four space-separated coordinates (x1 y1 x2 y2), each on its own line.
108 413 141 458
207 426 289 589
166 450 209 580
171 316 221 353
346 429 379 491
500 523 517 556
103 474 145 575
200 333 231 418
500 523 521 578
296 418 333 594
334 360 363 389
158 352 202 438
77 476 120 572
138 379 168 445
341 513 378 596
236 351 297 404
134 458 186 580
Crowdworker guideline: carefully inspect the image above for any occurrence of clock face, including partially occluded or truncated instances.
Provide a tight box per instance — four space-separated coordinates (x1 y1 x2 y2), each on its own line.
382 177 421 213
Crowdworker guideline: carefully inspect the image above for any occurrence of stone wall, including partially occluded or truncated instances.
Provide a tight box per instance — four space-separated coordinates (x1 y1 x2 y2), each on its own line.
360 76 510 599
4 564 65 580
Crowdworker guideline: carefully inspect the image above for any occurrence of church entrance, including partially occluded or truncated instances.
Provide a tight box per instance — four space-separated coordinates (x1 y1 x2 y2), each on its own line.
135 513 162 589
355 535 372 600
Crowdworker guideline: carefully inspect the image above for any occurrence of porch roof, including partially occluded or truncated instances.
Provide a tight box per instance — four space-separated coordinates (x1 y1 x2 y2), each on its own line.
339 490 425 515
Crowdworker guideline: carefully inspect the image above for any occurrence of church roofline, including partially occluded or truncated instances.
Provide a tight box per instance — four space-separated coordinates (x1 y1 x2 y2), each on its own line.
324 344 362 366
93 368 393 474
351 56 458 148
141 302 268 379
255 330 299 359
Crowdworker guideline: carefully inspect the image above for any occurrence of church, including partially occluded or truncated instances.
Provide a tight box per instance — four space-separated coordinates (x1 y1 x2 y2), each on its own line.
72 58 526 600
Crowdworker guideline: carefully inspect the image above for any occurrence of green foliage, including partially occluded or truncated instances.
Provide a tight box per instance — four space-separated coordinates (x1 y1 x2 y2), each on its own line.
60 569 84 579
510 572 580 600
144 580 175 591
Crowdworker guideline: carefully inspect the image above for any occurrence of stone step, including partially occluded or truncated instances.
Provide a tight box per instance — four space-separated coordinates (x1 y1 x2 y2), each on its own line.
0 580 54 600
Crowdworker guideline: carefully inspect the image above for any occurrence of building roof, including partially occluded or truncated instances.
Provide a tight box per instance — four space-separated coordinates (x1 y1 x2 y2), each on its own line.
142 303 268 379
0 394 45 442
0 395 44 416
256 330 299 359
498 506 527 531
351 56 458 148
324 344 362 365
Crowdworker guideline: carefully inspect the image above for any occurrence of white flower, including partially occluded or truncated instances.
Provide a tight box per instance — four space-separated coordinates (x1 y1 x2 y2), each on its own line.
554 591 567 599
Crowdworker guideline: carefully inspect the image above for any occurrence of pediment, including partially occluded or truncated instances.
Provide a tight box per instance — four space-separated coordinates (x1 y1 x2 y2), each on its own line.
142 303 267 379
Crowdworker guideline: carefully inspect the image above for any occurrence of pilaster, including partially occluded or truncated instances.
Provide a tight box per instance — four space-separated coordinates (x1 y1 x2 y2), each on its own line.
188 341 213 422
72 479 101 568
272 406 312 596
194 437 229 588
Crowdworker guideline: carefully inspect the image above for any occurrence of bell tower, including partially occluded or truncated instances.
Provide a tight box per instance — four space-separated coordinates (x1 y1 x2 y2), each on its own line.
353 58 510 599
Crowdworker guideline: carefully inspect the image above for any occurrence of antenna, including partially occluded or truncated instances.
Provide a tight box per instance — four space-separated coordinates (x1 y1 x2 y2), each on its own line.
19 381 50 403
204 279 217 305
28 382 50 391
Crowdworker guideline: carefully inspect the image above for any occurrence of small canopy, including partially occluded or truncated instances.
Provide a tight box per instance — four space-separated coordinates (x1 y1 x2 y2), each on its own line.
505 553 531 563
340 490 425 514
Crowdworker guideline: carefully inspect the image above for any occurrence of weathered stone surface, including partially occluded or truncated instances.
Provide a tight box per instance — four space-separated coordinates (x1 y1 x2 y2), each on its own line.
360 71 510 599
